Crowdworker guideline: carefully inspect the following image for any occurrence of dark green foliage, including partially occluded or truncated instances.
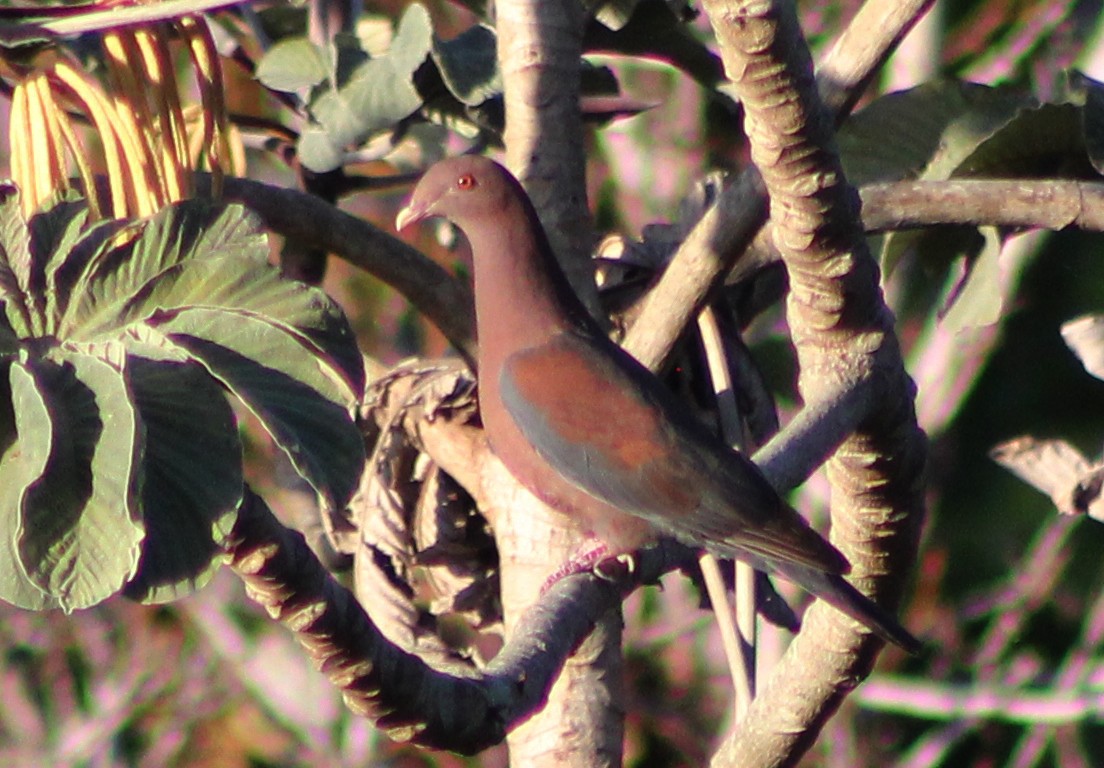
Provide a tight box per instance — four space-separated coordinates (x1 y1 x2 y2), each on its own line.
0 193 365 610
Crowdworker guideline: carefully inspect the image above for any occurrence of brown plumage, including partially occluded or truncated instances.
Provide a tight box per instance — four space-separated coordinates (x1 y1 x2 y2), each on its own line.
396 155 920 652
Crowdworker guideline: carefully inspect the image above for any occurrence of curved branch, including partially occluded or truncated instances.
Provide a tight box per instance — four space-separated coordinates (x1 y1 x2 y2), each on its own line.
219 176 476 363
621 0 933 372
700 1 927 766
224 489 695 755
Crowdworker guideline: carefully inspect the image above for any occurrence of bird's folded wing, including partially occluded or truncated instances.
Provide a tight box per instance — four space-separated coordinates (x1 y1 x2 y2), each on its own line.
499 331 847 574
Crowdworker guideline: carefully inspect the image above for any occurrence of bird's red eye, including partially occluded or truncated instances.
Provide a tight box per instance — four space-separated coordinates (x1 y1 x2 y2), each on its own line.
456 173 477 190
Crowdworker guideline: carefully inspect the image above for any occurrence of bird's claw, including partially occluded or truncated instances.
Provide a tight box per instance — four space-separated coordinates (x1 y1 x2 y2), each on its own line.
541 543 638 594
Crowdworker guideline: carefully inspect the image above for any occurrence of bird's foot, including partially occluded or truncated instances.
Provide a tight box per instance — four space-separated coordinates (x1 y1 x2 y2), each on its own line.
541 542 637 595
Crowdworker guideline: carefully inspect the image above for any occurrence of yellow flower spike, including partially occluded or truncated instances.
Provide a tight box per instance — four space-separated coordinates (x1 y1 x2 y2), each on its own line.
52 61 137 218
8 79 31 214
227 122 247 178
178 15 230 197
30 73 71 203
22 75 53 208
51 100 102 219
133 23 191 200
101 31 167 214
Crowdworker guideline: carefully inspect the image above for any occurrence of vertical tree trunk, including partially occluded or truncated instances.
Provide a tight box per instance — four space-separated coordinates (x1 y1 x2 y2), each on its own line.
493 1 625 765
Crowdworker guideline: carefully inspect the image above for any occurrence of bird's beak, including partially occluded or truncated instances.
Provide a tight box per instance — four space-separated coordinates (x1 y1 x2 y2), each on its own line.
395 200 428 232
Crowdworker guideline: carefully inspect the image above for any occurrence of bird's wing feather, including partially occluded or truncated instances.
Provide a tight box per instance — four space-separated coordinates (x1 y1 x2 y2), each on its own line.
499 331 847 574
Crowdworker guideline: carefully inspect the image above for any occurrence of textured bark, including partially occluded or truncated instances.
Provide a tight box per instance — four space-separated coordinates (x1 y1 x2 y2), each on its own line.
498 0 599 316
699 0 927 766
495 2 624 766
227 488 682 756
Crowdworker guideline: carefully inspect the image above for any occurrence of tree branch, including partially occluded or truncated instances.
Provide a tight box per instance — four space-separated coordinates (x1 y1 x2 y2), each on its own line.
219 176 476 363
494 2 624 765
225 488 695 755
699 1 927 765
622 0 934 372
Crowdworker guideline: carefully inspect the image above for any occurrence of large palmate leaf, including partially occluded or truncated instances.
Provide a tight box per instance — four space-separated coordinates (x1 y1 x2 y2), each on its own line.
167 327 362 510
61 201 269 339
0 184 41 337
0 194 365 611
1 350 144 612
123 356 241 603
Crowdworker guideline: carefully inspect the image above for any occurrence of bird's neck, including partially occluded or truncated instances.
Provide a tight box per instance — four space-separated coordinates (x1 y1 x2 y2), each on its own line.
466 196 596 370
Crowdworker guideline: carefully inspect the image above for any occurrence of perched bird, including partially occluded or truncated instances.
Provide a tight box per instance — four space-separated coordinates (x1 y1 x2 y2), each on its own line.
396 155 920 652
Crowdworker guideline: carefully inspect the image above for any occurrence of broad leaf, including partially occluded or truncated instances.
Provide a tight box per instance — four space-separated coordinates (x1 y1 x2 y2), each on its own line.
165 328 363 510
297 3 432 171
0 184 37 336
431 23 500 107
64 201 268 339
123 356 242 603
839 81 1091 279
938 226 1004 333
117 255 364 396
45 216 131 334
0 360 56 610
158 305 358 406
256 36 330 92
12 350 143 611
0 192 365 611
837 81 1036 186
28 196 88 335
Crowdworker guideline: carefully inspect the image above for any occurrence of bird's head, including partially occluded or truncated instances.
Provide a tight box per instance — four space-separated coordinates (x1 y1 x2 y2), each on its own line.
395 155 516 233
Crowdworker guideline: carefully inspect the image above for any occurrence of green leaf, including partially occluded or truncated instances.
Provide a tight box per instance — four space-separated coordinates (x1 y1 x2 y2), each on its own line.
297 127 348 174
29 197 89 335
431 23 500 106
63 201 269 339
843 81 1090 278
388 2 433 74
0 359 56 610
117 254 364 396
12 349 144 611
163 326 364 510
44 216 130 335
303 58 423 172
1060 70 1104 175
837 81 1037 185
161 305 356 407
940 103 1085 180
123 356 242 603
256 36 330 92
297 4 432 172
938 227 1004 334
0 184 37 337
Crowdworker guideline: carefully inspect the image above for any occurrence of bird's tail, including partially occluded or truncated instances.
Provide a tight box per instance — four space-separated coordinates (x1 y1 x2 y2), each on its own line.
770 560 923 654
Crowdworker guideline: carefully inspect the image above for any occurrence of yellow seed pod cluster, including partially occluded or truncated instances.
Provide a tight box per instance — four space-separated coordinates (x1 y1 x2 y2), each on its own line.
8 17 235 219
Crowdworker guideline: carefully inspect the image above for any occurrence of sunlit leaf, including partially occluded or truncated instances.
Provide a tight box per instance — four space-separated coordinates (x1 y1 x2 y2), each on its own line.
12 349 143 611
0 360 55 610
256 36 330 92
117 255 364 396
431 23 500 106
0 184 37 336
64 201 268 339
939 226 1004 334
297 3 432 171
